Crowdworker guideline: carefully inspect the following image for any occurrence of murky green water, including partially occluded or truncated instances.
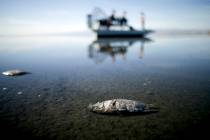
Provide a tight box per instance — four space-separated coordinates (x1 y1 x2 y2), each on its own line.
0 35 210 140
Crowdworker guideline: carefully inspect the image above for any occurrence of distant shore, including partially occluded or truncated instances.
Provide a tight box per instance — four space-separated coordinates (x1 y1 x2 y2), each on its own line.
154 29 210 36
0 29 209 37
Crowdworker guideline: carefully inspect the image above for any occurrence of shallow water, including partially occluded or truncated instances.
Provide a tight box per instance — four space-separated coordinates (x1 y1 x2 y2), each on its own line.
0 35 210 140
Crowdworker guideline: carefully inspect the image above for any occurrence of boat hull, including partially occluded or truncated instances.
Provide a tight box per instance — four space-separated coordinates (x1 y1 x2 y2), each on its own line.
96 30 153 38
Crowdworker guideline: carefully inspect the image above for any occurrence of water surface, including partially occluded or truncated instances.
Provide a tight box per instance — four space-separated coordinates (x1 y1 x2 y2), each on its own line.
0 35 210 140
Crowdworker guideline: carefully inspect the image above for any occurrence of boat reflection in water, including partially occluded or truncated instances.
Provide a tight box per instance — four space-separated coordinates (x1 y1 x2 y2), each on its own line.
88 37 152 63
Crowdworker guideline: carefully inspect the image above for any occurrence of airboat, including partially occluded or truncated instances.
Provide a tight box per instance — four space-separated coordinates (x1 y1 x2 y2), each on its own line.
87 8 153 38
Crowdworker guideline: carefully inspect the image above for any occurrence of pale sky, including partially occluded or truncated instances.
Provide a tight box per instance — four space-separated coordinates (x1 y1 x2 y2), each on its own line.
0 0 209 35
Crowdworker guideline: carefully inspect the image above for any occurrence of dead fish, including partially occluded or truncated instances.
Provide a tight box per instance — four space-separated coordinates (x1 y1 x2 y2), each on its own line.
88 99 159 115
2 70 29 76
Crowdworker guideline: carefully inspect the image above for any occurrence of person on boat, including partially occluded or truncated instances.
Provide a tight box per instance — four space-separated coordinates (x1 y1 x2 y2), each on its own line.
98 19 111 30
109 10 116 25
98 10 116 30
140 12 145 30
120 11 127 26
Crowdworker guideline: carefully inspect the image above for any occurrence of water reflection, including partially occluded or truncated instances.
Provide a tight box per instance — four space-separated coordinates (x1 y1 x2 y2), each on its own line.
88 37 152 63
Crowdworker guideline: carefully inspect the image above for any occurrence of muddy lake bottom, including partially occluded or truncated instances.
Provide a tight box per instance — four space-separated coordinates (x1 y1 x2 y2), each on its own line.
0 35 210 140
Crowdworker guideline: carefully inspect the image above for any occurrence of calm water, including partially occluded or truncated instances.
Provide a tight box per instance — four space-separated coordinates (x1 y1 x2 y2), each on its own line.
0 35 210 140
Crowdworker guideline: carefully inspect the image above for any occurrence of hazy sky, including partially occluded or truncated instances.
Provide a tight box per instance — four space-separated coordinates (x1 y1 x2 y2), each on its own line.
0 0 209 35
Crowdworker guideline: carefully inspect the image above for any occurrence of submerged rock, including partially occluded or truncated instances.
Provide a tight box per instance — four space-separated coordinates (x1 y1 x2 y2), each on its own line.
2 87 7 91
2 70 28 76
17 91 23 95
88 99 159 115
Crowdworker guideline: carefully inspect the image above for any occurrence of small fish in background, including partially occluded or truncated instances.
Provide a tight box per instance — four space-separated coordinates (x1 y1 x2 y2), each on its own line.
2 70 29 76
88 99 159 115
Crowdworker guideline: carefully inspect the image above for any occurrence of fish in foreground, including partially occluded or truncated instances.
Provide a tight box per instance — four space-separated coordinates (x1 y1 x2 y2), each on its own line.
2 70 29 76
88 99 159 115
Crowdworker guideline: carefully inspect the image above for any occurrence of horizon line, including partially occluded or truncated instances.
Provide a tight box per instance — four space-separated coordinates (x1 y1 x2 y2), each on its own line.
0 29 210 37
